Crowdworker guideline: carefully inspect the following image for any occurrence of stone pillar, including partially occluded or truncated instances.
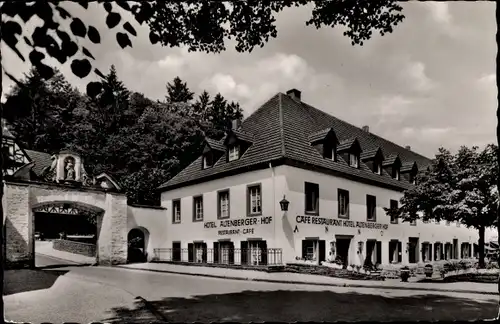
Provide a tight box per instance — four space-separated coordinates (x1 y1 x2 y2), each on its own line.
4 183 33 269
381 240 390 265
98 192 128 265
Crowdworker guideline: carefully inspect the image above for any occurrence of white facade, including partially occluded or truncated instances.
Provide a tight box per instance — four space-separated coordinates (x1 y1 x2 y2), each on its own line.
159 165 479 267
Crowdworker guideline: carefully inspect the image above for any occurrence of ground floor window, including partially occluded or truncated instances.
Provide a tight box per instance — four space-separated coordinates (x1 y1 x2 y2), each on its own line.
214 241 234 265
335 238 351 269
301 239 326 263
241 240 268 265
388 240 402 264
364 240 382 267
408 237 419 264
473 243 479 259
444 242 453 260
188 242 207 263
461 242 471 259
421 242 432 263
434 242 444 261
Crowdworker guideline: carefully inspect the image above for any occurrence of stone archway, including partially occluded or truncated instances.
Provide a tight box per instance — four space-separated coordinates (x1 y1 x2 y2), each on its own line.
127 227 150 263
32 201 104 265
4 181 128 269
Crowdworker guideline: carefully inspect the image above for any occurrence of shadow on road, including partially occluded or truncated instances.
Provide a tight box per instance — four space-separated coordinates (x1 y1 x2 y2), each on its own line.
104 290 497 323
4 268 69 296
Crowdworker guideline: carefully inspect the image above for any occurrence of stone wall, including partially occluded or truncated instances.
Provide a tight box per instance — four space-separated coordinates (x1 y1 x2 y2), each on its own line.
53 239 96 257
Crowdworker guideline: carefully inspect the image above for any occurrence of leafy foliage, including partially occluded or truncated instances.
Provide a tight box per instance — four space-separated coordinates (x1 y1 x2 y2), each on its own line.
3 68 242 206
1 1 405 95
385 145 499 267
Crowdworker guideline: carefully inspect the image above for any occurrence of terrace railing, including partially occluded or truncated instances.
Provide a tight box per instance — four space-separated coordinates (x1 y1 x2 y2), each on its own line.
153 248 283 266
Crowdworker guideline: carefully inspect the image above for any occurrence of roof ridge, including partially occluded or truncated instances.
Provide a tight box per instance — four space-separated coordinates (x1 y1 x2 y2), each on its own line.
300 101 431 161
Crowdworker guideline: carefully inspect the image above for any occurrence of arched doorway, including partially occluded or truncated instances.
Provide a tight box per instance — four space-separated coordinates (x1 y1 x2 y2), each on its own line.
127 227 149 263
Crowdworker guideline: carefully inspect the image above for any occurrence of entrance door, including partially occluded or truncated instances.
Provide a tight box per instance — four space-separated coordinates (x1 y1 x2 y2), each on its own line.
375 241 382 265
220 241 234 264
172 242 181 261
336 238 351 268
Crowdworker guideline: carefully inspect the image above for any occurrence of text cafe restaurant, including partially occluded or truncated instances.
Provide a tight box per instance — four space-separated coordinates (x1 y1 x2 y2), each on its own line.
159 89 478 267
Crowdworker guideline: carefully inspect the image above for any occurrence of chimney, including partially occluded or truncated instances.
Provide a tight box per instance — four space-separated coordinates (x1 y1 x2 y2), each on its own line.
286 89 301 101
231 119 242 130
362 125 369 132
405 145 411 151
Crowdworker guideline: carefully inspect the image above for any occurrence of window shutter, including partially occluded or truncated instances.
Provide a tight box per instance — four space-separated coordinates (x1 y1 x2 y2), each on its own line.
319 240 326 263
188 243 194 262
213 242 219 264
228 242 235 264
261 240 268 265
397 241 402 263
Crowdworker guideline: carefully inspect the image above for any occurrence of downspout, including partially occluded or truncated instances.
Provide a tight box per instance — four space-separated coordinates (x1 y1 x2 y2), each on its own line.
269 162 276 247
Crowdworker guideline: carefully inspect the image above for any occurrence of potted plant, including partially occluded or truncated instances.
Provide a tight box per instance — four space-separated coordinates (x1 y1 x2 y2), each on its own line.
424 264 433 278
400 266 410 282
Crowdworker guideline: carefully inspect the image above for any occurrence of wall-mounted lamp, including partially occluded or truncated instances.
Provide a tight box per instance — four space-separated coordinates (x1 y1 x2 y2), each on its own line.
380 231 384 237
280 195 289 212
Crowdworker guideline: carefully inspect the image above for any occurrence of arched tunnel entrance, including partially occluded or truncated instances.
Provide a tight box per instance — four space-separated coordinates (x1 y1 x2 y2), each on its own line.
127 227 150 263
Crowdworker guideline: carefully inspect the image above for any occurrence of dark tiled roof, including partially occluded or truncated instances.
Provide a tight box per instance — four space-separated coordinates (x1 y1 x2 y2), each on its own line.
383 154 400 166
159 92 432 191
24 149 53 176
337 137 358 152
401 161 417 173
361 148 382 161
205 138 225 152
308 127 334 143
225 129 254 143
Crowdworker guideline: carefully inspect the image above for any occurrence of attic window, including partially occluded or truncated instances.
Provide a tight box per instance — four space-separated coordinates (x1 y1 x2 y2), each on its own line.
374 162 382 175
393 167 400 180
202 153 213 169
349 153 359 168
323 145 336 161
228 145 240 161
409 173 416 184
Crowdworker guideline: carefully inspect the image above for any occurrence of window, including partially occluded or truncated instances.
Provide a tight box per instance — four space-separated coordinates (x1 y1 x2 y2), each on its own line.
389 240 402 263
193 196 203 221
172 199 181 223
374 162 381 175
247 184 262 216
338 189 350 219
305 182 320 215
366 195 376 221
393 168 400 180
202 153 213 169
421 242 432 262
228 145 240 161
218 190 230 219
323 145 336 161
409 173 416 184
349 153 359 168
389 199 398 224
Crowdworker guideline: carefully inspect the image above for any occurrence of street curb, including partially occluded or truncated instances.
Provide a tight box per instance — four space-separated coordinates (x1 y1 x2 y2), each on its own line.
35 252 95 267
116 265 497 296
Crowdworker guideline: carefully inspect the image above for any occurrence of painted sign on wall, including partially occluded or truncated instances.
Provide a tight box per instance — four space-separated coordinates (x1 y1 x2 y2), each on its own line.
204 216 273 236
296 215 389 230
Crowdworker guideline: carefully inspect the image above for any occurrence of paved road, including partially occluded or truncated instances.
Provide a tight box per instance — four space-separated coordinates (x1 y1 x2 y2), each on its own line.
35 253 82 268
4 265 498 323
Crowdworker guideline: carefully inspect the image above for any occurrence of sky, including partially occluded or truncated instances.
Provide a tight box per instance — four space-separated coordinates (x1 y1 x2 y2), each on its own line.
1 1 497 160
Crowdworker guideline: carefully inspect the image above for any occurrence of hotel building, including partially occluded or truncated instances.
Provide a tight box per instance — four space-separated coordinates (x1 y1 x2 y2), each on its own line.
158 89 479 268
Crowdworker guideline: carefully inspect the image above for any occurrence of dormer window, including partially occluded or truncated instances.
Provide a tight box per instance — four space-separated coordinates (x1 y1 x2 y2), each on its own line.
374 162 381 175
202 154 213 169
349 153 359 168
309 128 339 162
323 145 336 161
393 168 400 180
228 145 240 161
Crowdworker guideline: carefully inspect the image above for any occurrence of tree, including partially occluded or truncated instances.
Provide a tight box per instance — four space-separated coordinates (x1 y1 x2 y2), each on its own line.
166 76 195 104
386 145 498 268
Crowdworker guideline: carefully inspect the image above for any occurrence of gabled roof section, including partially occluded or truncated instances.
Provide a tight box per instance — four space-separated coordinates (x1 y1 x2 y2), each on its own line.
223 129 254 145
383 154 401 167
204 137 225 152
361 147 384 161
2 119 15 139
308 127 338 144
24 149 53 177
159 90 432 192
337 137 361 152
401 161 418 173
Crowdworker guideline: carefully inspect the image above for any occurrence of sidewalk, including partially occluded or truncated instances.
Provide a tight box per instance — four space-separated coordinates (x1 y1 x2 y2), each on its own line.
118 262 498 295
35 241 96 265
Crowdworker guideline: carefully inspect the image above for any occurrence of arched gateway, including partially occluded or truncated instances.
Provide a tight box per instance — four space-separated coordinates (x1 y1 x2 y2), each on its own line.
3 150 128 269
